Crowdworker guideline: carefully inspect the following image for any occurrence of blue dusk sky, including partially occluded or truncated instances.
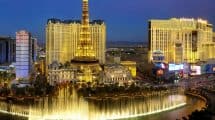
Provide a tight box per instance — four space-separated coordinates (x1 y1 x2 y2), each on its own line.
0 0 214 43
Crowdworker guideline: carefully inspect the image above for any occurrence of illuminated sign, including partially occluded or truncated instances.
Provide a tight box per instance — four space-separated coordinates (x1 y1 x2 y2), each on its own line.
190 66 201 75
169 64 184 71
213 67 215 72
205 64 215 73
156 69 164 76
154 63 166 69
183 63 190 74
152 51 164 62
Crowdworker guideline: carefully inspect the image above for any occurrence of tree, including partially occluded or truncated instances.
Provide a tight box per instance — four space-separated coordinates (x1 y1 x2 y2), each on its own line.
34 73 48 96
2 71 7 83
0 72 3 83
64 61 71 68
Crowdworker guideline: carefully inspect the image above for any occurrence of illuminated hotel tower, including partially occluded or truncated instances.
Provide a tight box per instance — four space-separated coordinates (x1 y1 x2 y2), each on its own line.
71 0 101 82
16 30 32 78
46 0 105 82
74 0 96 61
45 0 106 68
148 18 215 64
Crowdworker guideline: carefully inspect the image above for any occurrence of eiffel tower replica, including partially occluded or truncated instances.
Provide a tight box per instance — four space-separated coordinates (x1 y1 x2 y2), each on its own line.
71 0 102 82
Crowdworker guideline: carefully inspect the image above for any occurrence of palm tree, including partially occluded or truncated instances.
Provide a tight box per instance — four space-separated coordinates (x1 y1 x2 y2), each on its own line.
0 72 3 84
34 73 48 96
2 71 8 84
64 61 71 68
87 82 92 87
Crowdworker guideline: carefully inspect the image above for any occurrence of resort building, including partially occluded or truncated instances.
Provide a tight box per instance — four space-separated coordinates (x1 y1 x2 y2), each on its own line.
120 61 136 78
46 19 106 67
149 18 215 64
15 30 32 78
0 36 15 65
102 65 133 86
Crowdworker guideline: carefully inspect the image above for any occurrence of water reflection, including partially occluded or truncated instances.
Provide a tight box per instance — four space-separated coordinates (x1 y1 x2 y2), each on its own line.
127 96 206 120
0 87 187 120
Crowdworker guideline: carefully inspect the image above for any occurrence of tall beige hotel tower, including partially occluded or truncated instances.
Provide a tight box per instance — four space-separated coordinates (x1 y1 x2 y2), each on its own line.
46 0 105 82
74 0 96 61
149 18 215 64
46 0 106 68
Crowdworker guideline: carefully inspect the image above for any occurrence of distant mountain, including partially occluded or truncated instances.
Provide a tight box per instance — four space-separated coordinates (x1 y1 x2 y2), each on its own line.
107 41 148 48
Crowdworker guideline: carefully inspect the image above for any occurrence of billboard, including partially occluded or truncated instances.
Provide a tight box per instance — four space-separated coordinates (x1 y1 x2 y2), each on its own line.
205 64 215 73
190 66 201 75
152 51 164 62
169 64 184 71
213 67 215 72
156 69 164 76
183 63 190 74
154 63 166 69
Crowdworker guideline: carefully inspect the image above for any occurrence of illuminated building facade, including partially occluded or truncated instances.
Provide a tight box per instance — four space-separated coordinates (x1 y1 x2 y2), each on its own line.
46 0 104 83
120 61 136 78
35 57 46 75
46 20 106 66
149 18 215 64
47 62 74 85
71 0 102 82
16 30 32 78
151 50 165 63
0 36 15 64
75 0 95 61
106 48 121 64
48 69 74 85
46 19 80 66
103 65 133 86
91 20 106 64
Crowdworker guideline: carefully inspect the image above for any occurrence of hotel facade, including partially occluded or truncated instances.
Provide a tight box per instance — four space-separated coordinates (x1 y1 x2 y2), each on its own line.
46 0 135 85
16 30 32 78
149 18 215 64
46 19 106 68
0 36 15 64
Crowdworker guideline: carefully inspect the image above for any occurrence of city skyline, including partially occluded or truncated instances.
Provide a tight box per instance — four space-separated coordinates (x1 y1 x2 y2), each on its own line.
0 0 215 43
0 0 215 120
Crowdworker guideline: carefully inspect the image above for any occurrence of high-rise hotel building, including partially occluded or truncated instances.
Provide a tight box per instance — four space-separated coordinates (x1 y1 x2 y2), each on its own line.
16 30 32 78
0 36 15 64
213 32 215 42
46 19 106 67
149 18 215 64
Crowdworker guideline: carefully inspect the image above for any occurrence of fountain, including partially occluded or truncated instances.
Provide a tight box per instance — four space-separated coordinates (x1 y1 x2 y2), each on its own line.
0 86 187 120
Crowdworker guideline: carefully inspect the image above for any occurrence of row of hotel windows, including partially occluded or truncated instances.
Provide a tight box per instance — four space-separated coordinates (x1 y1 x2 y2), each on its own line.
151 35 197 43
105 77 131 82
152 44 196 49
47 28 104 32
49 75 74 78
152 32 196 41
47 33 103 36
152 30 212 41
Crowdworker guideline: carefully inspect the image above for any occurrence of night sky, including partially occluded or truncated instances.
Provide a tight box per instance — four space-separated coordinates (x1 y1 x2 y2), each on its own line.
0 0 214 43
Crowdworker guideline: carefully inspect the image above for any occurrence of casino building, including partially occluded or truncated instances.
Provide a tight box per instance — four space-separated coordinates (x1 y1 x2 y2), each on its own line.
149 18 215 64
